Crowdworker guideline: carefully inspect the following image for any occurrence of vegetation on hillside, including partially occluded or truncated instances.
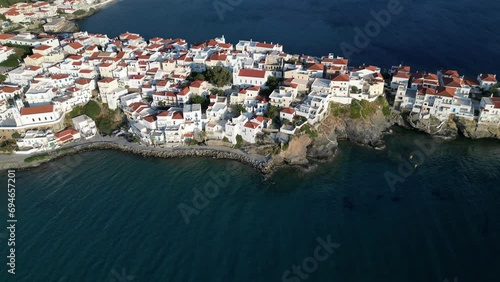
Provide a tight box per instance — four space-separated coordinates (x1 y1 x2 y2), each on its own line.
205 66 232 87
209 88 225 96
0 44 33 68
299 123 318 139
73 9 86 16
329 96 390 120
259 76 282 96
187 72 206 81
0 138 17 153
67 100 126 134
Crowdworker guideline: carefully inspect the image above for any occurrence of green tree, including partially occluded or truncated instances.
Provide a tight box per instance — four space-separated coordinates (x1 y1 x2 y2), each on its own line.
97 118 113 134
188 72 206 81
205 66 232 87
82 100 101 119
235 104 246 114
488 84 499 97
265 105 279 120
265 76 282 91
235 134 243 148
69 106 82 118
210 88 225 96
190 95 205 104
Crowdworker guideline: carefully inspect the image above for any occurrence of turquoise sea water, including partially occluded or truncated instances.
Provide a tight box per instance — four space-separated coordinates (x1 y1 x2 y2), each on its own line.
1 130 499 281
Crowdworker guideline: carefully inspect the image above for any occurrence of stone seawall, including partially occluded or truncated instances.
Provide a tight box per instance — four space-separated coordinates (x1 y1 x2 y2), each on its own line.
4 142 274 175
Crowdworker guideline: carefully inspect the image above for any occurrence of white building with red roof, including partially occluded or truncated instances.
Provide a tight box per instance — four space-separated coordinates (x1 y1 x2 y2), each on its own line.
19 104 61 126
63 41 85 54
478 97 500 124
241 120 263 144
233 68 270 87
280 107 296 121
391 72 411 92
477 74 497 90
55 127 81 145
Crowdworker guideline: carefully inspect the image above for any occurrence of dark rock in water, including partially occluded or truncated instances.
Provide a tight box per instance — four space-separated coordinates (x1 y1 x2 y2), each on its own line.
342 196 354 210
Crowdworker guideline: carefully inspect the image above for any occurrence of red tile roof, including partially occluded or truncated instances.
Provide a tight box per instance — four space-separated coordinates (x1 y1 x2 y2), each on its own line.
34 44 51 51
255 42 275 49
0 33 15 40
190 80 204 88
67 42 84 50
51 74 69 80
480 74 497 82
331 74 350 82
308 63 324 71
490 97 500 109
172 111 183 119
244 121 260 129
281 107 295 114
238 69 266 78
435 87 455 97
20 105 53 115
144 115 157 123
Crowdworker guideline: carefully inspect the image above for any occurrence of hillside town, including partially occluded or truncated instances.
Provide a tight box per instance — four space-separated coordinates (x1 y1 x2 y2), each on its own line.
0 30 498 154
0 0 110 33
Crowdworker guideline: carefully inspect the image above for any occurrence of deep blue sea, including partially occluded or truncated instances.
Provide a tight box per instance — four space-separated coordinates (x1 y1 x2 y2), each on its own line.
0 130 499 281
78 0 500 76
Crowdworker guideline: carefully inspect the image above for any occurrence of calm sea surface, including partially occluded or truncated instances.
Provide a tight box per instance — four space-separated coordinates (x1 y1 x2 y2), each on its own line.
0 130 499 281
78 0 500 75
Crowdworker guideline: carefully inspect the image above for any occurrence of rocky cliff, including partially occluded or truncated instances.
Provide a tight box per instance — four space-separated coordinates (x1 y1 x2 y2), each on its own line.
454 118 500 139
275 101 391 167
391 111 500 140
392 112 458 139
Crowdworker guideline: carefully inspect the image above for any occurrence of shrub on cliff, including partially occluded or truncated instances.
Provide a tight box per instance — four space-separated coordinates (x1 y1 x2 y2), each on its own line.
300 124 318 139
330 102 349 117
350 99 375 119
73 10 86 16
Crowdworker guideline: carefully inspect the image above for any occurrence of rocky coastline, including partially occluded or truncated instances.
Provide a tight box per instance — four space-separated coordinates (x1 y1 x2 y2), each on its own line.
2 102 498 175
1 141 275 175
390 111 500 140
